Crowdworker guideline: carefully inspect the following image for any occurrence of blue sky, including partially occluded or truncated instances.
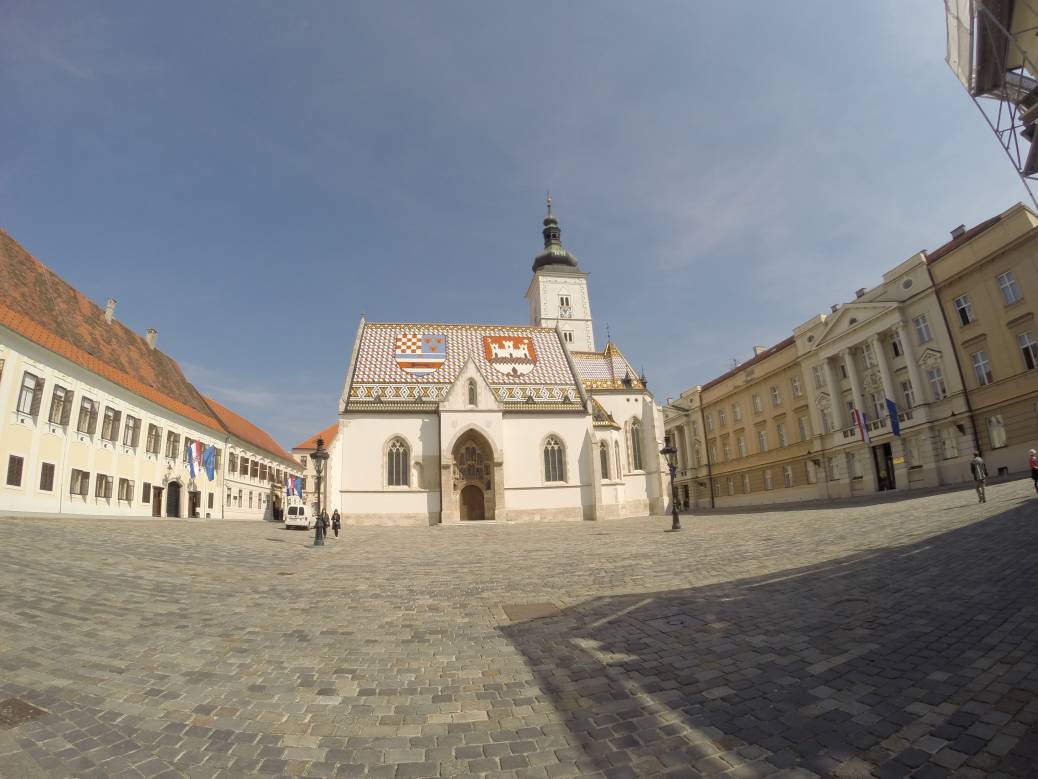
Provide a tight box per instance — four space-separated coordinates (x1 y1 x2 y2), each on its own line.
0 2 1023 448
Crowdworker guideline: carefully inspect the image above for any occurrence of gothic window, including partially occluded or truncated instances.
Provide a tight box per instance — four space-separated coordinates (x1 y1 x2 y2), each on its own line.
558 294 572 318
387 438 410 486
544 436 566 482
467 379 477 407
457 442 484 483
599 442 610 480
614 441 622 477
629 419 643 471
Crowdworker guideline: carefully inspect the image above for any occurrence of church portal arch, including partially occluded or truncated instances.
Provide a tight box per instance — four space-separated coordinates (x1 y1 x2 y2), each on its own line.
460 484 485 521
449 428 496 521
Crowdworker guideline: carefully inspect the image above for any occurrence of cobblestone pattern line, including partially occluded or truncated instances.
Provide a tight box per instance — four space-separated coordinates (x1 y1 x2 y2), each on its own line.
0 480 1035 778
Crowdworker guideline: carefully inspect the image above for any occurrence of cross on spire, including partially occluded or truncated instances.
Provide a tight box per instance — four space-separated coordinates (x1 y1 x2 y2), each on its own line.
546 191 552 216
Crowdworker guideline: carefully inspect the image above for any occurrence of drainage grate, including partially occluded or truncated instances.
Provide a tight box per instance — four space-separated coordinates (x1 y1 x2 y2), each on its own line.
501 602 559 621
276 572 294 576
0 698 48 729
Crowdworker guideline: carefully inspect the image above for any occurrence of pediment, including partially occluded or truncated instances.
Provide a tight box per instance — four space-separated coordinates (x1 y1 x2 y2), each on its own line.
814 302 900 348
442 356 502 411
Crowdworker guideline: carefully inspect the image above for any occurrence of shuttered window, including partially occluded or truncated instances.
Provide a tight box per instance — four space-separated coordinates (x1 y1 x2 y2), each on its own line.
17 372 44 416
6 455 24 486
95 474 113 499
70 469 90 496
146 424 161 454
101 407 121 441
123 416 141 447
77 398 98 434
118 478 134 501
39 462 55 491
49 385 73 425
142 482 152 503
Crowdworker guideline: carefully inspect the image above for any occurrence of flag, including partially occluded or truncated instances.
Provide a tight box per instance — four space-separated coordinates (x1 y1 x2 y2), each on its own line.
886 398 901 437
203 445 217 481
295 479 303 498
852 408 871 444
285 476 293 497
186 440 203 478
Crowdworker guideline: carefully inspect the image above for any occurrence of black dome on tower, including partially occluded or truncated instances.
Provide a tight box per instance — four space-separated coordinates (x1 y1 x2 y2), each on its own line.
532 195 581 272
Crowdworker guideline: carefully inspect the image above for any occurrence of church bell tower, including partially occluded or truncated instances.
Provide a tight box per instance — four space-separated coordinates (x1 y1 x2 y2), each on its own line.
526 195 596 352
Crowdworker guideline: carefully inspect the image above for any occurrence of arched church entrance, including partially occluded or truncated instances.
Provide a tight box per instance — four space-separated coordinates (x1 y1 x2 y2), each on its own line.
452 430 495 521
166 481 182 518
460 485 485 521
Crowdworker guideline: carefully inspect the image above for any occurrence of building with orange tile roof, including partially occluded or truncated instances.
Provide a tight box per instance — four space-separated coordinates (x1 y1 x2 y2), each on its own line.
0 229 302 519
291 422 340 512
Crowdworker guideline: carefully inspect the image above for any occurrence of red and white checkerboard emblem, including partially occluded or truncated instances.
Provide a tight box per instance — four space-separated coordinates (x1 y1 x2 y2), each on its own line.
394 332 447 376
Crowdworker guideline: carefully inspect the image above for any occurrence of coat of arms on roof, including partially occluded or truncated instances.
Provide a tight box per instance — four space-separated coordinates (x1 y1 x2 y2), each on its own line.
394 332 447 376
483 335 538 376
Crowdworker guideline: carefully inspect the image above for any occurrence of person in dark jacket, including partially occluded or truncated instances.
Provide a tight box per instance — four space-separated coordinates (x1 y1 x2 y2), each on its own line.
970 452 987 503
331 510 341 537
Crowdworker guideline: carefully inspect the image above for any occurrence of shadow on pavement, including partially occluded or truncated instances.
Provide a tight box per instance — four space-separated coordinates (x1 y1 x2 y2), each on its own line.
500 499 1038 777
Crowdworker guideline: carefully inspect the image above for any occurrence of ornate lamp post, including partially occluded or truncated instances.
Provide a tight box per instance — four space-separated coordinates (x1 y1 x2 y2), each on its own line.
660 444 681 531
311 437 330 547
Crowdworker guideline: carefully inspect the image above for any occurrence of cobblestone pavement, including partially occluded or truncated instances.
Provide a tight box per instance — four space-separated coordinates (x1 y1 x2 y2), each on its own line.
1 481 1037 779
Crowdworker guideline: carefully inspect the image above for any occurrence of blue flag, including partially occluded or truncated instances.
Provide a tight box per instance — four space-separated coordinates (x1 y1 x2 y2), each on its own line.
886 398 901 436
203 445 217 481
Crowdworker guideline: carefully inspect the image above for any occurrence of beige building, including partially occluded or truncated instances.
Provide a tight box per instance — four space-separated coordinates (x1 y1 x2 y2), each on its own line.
0 229 302 519
665 203 1038 508
292 422 339 513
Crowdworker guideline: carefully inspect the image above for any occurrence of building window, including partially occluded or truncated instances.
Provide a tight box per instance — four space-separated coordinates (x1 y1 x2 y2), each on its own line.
849 452 863 479
891 331 903 358
387 438 410 486
752 394 763 413
871 392 885 421
905 437 921 468
228 452 238 472
988 415 1007 448
146 424 161 454
757 429 768 453
468 379 478 407
742 473 751 494
165 431 181 459
95 473 113 499
731 403 742 422
6 455 24 487
997 270 1022 305
927 366 947 401
123 415 141 447
806 459 817 484
763 469 773 490
712 478 721 496
812 365 826 389
237 489 242 504
558 294 570 314
940 427 958 460
118 478 134 502
630 420 643 471
970 351 994 386
100 407 121 442
736 435 747 458
727 477 735 496
827 456 840 480
1019 331 1038 370
70 469 89 496
17 372 44 416
770 385 781 406
544 436 566 482
708 443 717 463
913 314 933 344
208 493 214 509
260 464 268 482
776 423 788 448
248 492 253 508
614 441 622 476
226 488 232 506
48 385 73 425
953 294 974 325
599 442 610 480
782 465 794 488
704 414 714 433
250 460 259 479
718 408 726 426
38 462 55 492
798 415 809 442
143 482 152 503
790 376 802 398
77 398 98 434
562 330 573 343
862 342 878 368
721 439 730 461
901 380 915 410
239 456 249 476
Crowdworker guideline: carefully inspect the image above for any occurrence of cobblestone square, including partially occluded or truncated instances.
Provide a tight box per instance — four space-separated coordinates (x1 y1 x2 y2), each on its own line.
1 481 1037 778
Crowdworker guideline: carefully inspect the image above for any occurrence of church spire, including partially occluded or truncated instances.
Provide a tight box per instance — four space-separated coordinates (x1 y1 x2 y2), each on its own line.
533 194 579 272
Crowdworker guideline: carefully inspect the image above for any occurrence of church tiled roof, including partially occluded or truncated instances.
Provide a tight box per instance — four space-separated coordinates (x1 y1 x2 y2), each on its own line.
570 342 645 391
345 322 584 412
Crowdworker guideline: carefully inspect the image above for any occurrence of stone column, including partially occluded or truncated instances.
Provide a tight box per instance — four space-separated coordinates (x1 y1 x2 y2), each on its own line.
871 334 897 406
842 347 865 417
440 458 458 524
897 322 926 410
822 357 844 430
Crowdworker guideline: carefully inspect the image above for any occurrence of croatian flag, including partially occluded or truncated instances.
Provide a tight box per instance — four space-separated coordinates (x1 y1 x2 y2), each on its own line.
285 476 294 496
187 441 204 478
852 408 870 444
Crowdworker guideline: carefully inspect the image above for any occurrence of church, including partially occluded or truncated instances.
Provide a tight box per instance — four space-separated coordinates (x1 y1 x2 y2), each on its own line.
328 201 667 524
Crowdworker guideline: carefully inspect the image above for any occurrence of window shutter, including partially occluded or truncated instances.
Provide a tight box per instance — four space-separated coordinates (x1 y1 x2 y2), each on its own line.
133 421 141 447
29 378 44 416
88 404 98 434
112 410 122 440
60 391 74 425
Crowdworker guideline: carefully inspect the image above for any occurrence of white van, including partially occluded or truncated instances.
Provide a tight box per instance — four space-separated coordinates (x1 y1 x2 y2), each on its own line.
285 504 314 530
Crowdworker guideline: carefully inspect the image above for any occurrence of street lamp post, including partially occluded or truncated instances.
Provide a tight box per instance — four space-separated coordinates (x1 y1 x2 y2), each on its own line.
660 445 681 531
312 437 330 547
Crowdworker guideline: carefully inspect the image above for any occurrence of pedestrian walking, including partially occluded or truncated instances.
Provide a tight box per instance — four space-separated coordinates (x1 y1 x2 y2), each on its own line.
331 510 341 537
320 509 330 539
1029 449 1038 495
971 451 988 503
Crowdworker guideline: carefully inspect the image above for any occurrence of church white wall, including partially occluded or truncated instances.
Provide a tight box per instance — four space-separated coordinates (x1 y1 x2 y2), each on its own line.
590 392 667 516
336 413 441 525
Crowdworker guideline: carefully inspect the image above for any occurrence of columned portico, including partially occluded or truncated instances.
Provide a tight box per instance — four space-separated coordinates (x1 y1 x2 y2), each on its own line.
896 321 927 416
842 347 865 422
822 357 843 430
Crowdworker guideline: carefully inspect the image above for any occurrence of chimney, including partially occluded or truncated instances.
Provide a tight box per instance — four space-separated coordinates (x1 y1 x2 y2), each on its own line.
753 345 766 357
145 328 157 349
950 224 966 239
830 304 839 313
855 287 866 298
104 298 117 324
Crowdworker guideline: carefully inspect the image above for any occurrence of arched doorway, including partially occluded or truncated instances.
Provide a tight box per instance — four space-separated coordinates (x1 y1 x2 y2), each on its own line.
460 484 485 521
451 430 495 521
166 482 181 518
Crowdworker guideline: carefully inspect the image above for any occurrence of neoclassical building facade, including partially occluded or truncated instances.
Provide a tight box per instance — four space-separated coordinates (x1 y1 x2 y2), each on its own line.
0 229 302 519
329 205 667 525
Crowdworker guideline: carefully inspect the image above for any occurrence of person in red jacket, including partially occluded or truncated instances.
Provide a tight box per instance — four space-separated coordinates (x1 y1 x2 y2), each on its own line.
1029 448 1038 495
